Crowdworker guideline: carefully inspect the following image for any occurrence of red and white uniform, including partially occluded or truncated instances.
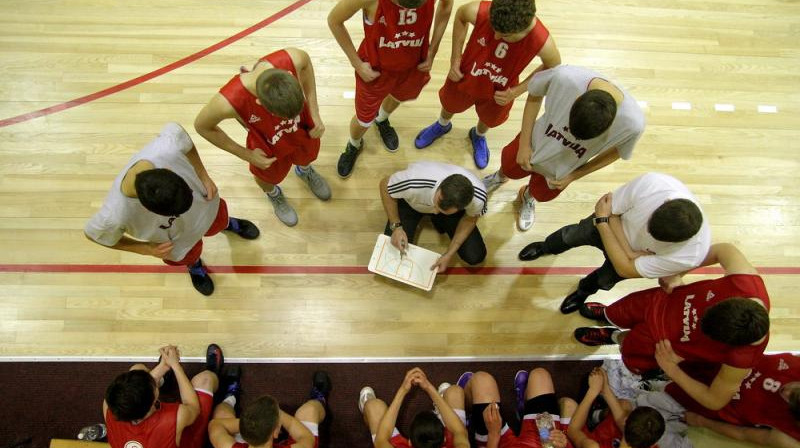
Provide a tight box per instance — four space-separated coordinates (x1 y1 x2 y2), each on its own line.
219 49 320 185
439 1 550 128
477 416 572 448
605 274 770 375
232 434 319 448
106 391 213 448
388 429 455 448
580 413 655 448
354 0 434 123
667 353 800 442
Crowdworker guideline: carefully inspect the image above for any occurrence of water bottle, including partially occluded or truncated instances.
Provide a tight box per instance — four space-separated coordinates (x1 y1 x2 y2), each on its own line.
77 423 107 441
535 412 555 448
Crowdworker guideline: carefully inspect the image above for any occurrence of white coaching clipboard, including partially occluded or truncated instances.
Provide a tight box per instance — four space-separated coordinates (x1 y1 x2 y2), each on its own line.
368 234 439 291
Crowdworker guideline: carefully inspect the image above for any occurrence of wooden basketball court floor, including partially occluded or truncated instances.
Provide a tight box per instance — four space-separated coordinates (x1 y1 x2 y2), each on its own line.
0 0 798 364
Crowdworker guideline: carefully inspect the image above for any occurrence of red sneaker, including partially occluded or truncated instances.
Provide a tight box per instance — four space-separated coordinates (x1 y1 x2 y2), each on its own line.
580 302 610 323
574 327 618 346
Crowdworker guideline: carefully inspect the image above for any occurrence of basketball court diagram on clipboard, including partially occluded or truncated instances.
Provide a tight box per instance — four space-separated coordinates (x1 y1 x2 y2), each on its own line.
368 234 438 291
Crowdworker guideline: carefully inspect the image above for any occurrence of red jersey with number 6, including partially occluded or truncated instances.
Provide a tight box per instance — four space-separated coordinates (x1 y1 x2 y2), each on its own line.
358 0 434 72
455 1 549 100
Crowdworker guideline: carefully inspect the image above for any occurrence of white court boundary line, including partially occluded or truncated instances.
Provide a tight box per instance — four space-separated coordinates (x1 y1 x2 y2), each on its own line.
0 351 795 363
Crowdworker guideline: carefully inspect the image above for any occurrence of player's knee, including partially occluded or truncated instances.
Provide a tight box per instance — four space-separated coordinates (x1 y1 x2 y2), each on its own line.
129 363 148 372
443 383 465 404
460 245 486 265
363 397 386 419
191 370 219 392
529 367 552 384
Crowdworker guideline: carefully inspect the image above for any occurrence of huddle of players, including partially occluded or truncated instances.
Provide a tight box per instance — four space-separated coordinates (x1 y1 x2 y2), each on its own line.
85 0 799 444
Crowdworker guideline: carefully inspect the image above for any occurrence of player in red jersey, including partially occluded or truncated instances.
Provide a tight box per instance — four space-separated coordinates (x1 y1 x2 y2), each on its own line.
329 0 454 178
104 344 223 448
358 367 469 448
568 367 664 448
677 353 800 448
195 48 329 227
415 0 560 170
208 371 331 448
574 243 771 412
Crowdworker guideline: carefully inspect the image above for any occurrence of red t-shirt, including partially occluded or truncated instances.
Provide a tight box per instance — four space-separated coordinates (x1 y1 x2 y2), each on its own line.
455 1 549 100
581 413 623 448
646 274 770 369
389 428 455 448
106 403 179 448
218 49 316 159
358 0 434 72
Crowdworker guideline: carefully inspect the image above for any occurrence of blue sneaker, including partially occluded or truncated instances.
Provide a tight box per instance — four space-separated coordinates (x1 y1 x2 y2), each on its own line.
415 120 452 149
456 371 473 389
469 127 489 169
514 370 529 418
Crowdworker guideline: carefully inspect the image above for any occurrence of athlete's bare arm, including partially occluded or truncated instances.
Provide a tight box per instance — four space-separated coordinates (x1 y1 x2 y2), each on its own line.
208 417 239 448
699 243 759 276
280 409 316 448
418 0 454 71
447 1 479 82
497 35 561 105
286 47 325 139
687 413 800 448
328 0 381 82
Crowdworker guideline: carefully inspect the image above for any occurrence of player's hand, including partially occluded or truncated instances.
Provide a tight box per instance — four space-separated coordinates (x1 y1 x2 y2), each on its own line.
200 175 218 201
163 345 181 368
550 429 568 448
355 61 380 82
148 242 174 259
547 173 574 191
493 88 515 106
655 339 684 375
659 275 684 293
400 367 425 393
684 411 706 427
516 144 533 171
391 228 408 255
431 251 454 273
483 403 502 435
248 147 277 170
587 367 605 395
157 346 172 370
417 50 434 72
448 58 464 82
309 121 326 139
594 192 612 218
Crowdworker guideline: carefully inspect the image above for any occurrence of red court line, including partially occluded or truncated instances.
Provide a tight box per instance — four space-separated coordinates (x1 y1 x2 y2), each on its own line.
0 0 314 128
0 264 798 275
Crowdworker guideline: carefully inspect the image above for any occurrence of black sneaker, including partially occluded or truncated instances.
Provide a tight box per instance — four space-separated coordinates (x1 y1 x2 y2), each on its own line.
205 343 224 374
310 370 332 406
375 118 399 152
580 302 610 324
225 217 260 240
222 366 242 412
337 141 362 179
188 259 214 296
560 289 591 314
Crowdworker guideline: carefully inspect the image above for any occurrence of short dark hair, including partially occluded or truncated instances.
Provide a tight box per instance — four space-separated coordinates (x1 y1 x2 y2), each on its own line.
647 199 703 243
489 0 535 34
256 68 304 119
569 90 617 140
438 174 474 211
397 0 426 8
701 298 770 346
624 406 665 448
135 168 193 216
105 370 157 422
789 388 800 421
240 395 280 446
410 411 445 448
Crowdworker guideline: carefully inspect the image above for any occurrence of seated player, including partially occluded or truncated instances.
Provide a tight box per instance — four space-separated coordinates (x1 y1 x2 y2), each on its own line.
104 344 223 448
358 367 469 448
208 371 332 448
575 243 770 412
567 367 665 448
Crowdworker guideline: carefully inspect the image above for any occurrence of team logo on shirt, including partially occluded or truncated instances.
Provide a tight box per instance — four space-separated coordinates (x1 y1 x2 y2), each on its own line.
706 290 715 302
270 116 301 145
248 114 261 124
477 37 486 46
469 61 509 86
379 16 387 25
680 294 698 342
543 123 588 158
378 31 424 49
124 441 143 448
778 358 790 371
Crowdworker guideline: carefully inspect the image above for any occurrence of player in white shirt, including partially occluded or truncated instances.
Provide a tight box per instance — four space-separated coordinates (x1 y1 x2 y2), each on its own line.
518 172 711 314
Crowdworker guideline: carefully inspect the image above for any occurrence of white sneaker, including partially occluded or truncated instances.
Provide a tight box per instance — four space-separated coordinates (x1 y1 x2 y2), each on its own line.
358 386 376 414
433 382 452 419
482 172 505 194
517 190 536 231
267 186 298 227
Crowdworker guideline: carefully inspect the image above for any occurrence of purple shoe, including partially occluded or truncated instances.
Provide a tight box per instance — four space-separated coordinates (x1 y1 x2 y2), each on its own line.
514 370 529 418
456 371 473 389
415 121 452 149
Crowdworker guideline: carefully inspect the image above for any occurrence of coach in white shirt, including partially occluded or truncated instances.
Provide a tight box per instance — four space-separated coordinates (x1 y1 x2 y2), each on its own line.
518 172 711 314
380 161 488 272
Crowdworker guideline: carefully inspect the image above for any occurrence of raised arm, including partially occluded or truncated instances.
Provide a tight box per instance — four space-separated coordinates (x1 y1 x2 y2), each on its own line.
567 368 603 448
447 1 479 82
418 370 469 448
287 47 325 138
163 346 201 446
374 368 421 448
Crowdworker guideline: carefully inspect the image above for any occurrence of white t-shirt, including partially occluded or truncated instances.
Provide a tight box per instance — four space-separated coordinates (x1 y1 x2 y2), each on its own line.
387 161 487 217
611 172 711 278
527 65 645 180
84 123 221 261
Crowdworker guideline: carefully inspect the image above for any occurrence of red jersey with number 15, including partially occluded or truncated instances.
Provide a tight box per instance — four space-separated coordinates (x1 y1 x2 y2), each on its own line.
456 1 549 100
358 0 434 72
218 50 316 159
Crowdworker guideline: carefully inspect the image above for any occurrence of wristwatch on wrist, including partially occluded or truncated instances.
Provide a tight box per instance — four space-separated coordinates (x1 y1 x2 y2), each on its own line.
389 222 403 231
593 216 610 225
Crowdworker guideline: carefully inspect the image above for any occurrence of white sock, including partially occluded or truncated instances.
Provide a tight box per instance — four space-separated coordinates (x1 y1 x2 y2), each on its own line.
267 186 281 198
437 116 451 127
610 329 622 344
349 137 362 148
474 127 486 137
296 165 309 173
223 395 237 408
376 106 390 122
